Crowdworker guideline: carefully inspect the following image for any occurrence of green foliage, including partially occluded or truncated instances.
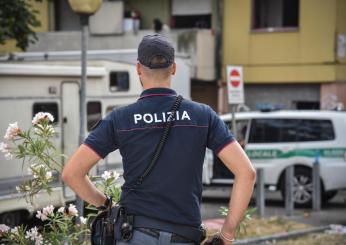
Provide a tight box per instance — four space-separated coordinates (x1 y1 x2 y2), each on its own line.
219 207 257 238
0 111 123 244
0 206 89 244
0 0 43 50
9 119 63 203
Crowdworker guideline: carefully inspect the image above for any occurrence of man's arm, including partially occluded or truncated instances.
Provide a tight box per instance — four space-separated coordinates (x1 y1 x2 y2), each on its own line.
62 144 107 207
217 141 256 244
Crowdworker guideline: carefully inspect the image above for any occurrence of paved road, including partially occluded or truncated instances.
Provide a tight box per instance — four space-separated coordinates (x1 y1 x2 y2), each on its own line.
201 186 346 226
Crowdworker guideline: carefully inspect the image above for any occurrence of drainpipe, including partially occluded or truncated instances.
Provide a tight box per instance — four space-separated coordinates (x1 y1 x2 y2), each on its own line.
215 0 225 114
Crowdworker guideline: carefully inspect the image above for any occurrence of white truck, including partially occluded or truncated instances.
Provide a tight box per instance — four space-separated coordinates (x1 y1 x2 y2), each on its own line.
203 110 346 206
0 50 191 225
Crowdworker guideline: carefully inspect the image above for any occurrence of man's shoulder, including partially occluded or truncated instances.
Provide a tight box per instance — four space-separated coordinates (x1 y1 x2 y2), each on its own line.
183 98 213 113
110 101 140 115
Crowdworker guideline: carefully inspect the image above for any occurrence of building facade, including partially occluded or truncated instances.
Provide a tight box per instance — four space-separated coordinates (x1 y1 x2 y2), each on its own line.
2 0 346 113
0 0 221 110
222 0 346 112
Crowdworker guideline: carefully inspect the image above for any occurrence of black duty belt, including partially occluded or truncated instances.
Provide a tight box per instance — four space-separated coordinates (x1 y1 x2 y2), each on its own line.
133 215 204 244
137 228 193 243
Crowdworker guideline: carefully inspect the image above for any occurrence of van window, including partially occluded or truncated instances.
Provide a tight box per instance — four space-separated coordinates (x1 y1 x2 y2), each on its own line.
33 102 59 123
297 119 335 142
87 101 102 131
110 71 129 92
248 119 298 143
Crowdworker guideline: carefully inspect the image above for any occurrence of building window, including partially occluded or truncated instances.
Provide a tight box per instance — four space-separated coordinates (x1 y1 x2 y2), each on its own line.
33 102 59 123
87 101 102 131
172 15 211 29
252 0 299 31
110 71 129 92
171 0 212 29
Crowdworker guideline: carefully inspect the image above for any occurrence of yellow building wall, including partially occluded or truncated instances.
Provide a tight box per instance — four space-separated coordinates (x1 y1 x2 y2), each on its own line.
0 0 49 52
223 0 339 83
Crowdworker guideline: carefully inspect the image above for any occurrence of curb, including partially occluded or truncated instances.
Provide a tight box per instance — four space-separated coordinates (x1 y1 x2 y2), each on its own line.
233 225 329 245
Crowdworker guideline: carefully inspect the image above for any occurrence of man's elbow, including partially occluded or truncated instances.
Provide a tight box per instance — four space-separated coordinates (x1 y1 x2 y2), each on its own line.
61 167 73 185
239 165 256 184
248 167 257 184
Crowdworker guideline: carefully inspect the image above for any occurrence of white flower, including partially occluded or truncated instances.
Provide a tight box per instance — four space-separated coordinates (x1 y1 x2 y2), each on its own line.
4 122 20 140
0 224 10 233
15 186 21 193
101 171 112 180
10 227 19 235
0 142 9 153
101 170 120 181
57 207 65 214
4 152 13 160
80 216 87 225
36 210 48 221
25 227 43 245
42 205 54 217
45 171 52 179
32 112 54 125
68 204 78 216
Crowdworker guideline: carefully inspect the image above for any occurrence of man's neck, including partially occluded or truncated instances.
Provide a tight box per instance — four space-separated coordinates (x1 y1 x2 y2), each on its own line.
142 81 171 90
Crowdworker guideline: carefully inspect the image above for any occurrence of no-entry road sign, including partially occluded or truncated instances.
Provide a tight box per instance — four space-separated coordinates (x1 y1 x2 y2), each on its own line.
226 66 244 104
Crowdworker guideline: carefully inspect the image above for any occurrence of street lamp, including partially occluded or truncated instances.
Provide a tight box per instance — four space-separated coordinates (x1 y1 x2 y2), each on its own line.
67 0 102 218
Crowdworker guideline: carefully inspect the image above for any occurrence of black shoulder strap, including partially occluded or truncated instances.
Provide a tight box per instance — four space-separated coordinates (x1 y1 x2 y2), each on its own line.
122 95 183 192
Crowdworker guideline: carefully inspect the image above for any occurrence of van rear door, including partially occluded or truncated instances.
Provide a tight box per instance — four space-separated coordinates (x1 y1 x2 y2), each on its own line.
61 82 80 201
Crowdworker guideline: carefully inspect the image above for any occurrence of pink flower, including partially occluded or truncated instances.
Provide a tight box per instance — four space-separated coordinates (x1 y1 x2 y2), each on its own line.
32 112 54 125
42 205 54 217
0 142 9 153
36 211 48 221
101 170 120 181
4 122 20 140
0 224 10 233
68 204 78 217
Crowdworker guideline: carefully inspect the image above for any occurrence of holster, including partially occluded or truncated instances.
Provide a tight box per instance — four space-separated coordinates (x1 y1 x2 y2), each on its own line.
91 205 124 245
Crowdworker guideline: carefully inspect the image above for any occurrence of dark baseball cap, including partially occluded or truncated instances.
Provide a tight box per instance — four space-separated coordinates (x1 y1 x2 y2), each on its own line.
137 34 175 69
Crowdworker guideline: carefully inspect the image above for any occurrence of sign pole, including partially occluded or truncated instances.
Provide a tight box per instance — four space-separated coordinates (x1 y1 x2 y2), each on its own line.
226 65 244 138
231 105 237 139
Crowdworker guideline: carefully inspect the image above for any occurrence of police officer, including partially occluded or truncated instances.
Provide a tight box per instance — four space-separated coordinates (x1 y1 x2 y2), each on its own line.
62 34 256 245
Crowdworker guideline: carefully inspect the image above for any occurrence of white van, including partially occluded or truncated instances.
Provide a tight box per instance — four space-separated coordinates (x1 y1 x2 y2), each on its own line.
0 51 191 225
203 110 346 206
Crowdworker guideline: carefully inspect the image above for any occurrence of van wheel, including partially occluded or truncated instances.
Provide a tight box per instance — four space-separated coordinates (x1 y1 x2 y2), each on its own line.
281 168 315 207
0 211 24 226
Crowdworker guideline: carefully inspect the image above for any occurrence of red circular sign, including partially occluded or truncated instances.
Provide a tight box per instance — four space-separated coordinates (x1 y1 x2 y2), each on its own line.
230 69 240 88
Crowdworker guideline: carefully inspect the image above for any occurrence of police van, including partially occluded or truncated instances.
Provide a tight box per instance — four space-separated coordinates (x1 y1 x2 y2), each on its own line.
0 50 191 225
203 110 346 206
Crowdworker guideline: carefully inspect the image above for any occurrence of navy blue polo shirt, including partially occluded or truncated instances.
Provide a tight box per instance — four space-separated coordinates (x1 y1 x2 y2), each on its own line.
84 88 234 227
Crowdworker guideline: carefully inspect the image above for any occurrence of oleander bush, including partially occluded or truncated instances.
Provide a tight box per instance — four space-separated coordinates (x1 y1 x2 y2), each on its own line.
0 112 121 245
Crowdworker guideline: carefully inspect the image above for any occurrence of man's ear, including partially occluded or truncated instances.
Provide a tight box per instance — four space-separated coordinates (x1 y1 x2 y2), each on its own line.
136 63 142 75
172 62 176 75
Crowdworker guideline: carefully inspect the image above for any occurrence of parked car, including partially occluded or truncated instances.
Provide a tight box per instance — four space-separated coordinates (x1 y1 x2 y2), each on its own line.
203 110 346 206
